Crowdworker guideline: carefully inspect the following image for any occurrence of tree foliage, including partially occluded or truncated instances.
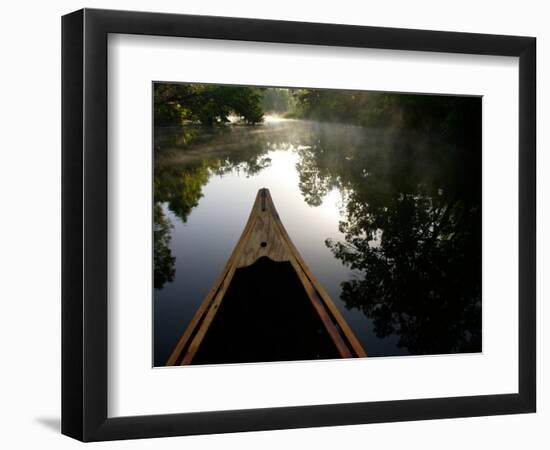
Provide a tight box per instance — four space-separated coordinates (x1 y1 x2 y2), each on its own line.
154 83 264 126
292 89 481 144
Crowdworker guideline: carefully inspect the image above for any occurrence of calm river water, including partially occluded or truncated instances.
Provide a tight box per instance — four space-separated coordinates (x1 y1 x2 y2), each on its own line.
153 118 481 366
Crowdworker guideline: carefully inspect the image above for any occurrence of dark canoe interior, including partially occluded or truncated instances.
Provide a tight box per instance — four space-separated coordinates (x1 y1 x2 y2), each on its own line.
192 257 341 365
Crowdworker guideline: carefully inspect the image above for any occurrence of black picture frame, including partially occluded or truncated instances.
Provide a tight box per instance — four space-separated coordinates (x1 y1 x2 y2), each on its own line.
61 8 536 442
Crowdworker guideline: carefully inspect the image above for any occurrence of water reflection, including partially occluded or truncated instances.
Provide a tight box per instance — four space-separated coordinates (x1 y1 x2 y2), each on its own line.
154 118 481 365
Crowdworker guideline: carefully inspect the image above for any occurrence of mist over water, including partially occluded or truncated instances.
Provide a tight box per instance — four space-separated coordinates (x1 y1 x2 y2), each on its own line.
153 118 481 366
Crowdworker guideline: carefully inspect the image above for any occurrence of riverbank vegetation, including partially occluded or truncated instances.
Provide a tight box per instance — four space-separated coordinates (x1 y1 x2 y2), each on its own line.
291 89 480 144
154 83 264 126
156 83 478 139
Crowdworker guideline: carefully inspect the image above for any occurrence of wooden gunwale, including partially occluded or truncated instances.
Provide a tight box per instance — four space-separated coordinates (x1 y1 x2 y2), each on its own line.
166 188 367 366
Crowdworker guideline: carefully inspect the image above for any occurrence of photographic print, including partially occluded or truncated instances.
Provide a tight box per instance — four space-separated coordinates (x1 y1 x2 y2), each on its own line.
153 83 482 367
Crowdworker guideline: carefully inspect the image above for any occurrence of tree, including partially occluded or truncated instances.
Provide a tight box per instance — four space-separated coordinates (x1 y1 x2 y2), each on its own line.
291 88 481 144
154 83 265 126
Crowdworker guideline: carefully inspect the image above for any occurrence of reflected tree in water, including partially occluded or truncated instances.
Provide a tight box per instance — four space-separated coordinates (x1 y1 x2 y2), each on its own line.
327 190 481 354
153 127 283 289
294 120 482 355
153 161 215 290
154 124 309 223
155 161 214 223
295 145 335 207
153 203 175 289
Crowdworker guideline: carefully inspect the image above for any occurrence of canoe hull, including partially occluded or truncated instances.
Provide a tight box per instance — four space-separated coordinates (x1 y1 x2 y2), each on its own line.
166 188 366 366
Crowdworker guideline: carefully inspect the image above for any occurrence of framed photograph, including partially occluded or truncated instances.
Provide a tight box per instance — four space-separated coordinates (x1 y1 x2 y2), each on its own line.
62 8 536 441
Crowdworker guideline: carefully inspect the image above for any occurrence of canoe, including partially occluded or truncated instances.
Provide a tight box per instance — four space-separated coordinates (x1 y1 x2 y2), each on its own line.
166 188 367 366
